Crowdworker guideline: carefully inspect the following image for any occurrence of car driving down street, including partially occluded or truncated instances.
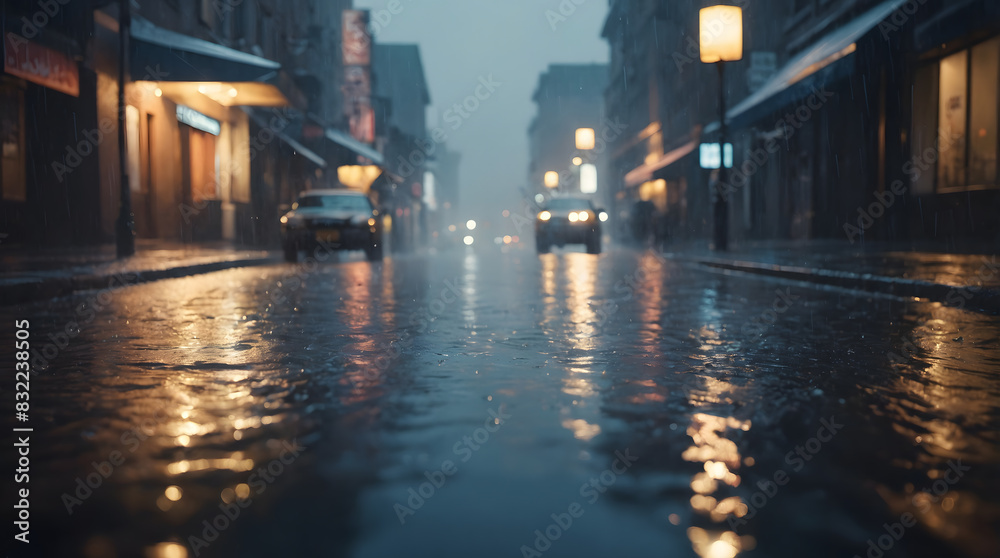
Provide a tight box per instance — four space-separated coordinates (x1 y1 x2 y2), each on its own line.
535 195 607 254
280 189 384 262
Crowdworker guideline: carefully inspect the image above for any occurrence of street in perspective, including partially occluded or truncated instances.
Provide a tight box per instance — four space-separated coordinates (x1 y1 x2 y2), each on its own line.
2 1 1000 558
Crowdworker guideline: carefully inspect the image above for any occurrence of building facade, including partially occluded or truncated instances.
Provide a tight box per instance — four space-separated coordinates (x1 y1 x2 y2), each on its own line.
372 43 431 252
2 0 101 245
2 0 434 251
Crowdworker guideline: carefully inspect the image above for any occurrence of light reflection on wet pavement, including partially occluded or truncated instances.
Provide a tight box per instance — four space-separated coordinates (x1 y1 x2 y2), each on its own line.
3 246 999 558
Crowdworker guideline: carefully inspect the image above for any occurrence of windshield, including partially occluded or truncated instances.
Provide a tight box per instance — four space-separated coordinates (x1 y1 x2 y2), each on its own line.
546 198 592 211
295 195 372 212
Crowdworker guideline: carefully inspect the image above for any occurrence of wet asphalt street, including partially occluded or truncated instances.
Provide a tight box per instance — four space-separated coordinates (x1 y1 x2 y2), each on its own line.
3 244 1000 558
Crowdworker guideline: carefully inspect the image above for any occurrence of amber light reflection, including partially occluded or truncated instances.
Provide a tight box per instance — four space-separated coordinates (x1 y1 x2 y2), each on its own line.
684 412 755 558
541 254 604 443
337 261 396 405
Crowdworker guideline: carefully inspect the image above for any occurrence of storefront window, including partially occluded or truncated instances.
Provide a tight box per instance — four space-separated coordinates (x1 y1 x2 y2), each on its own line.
970 37 999 186
189 128 219 204
126 105 142 193
937 50 968 190
923 37 1000 192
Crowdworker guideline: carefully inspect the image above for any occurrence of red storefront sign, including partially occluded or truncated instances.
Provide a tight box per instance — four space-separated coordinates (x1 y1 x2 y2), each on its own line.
3 32 79 97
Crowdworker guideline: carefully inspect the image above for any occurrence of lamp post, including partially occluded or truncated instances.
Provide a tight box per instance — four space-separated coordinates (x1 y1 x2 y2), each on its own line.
700 5 742 251
115 0 135 257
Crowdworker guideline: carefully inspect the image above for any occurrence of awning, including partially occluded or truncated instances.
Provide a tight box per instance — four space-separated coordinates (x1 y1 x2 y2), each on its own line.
624 139 699 187
324 127 384 165
244 108 327 168
130 16 280 83
707 0 907 132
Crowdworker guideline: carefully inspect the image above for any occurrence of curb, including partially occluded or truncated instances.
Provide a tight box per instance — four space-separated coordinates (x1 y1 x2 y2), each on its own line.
0 257 277 307
681 256 1000 315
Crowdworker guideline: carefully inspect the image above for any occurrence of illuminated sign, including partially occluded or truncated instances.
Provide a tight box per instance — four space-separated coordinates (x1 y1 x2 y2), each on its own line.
3 32 79 97
176 105 220 136
699 143 733 169
580 163 597 194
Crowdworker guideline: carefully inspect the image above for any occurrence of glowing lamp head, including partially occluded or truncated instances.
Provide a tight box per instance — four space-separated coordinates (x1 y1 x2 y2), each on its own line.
699 5 743 63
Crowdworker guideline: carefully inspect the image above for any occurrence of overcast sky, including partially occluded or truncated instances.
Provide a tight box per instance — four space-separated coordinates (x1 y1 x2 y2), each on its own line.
354 0 609 230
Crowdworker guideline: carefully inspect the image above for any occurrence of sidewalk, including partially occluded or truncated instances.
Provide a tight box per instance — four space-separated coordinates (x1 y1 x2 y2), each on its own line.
1 240 278 306
665 239 1000 314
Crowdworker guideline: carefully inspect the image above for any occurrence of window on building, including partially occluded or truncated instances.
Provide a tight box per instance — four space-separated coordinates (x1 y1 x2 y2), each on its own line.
970 37 999 185
126 105 142 193
913 36 999 193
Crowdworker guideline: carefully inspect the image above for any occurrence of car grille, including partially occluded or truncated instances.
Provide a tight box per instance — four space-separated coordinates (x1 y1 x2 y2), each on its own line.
307 218 351 228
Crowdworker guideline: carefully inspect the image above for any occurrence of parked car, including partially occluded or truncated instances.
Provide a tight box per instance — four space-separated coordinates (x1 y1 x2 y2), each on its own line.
280 189 383 262
535 195 607 254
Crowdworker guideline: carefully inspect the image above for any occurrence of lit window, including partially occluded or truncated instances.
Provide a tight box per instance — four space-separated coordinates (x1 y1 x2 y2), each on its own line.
921 37 999 192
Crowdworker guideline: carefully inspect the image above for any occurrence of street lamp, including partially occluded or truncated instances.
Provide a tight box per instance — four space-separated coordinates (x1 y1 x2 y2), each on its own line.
544 171 559 189
700 4 742 251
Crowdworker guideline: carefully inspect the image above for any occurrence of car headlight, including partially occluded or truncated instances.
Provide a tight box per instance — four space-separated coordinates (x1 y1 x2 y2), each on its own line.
568 212 579 222
599 211 609 222
578 211 590 222
538 211 551 221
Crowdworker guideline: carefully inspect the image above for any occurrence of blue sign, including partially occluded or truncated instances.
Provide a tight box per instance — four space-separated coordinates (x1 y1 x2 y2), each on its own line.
699 143 733 169
176 105 221 136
